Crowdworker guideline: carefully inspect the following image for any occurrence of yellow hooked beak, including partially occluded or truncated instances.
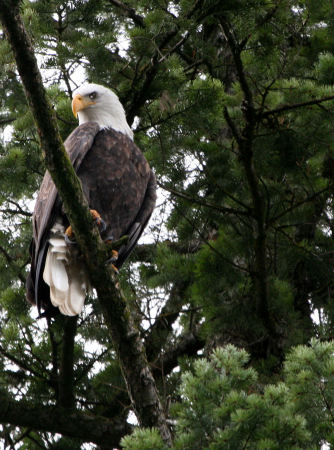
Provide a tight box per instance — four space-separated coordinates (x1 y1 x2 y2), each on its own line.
72 94 96 118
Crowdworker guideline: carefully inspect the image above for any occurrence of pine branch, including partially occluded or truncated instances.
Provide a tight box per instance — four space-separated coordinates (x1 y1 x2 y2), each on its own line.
261 94 334 119
219 18 255 130
0 0 172 445
0 389 131 446
268 186 330 225
145 282 187 362
219 17 275 342
2 199 32 217
0 208 32 217
0 116 16 126
109 1 198 123
127 28 179 124
0 245 25 284
159 181 252 216
152 329 205 378
107 0 145 28
132 240 201 263
0 344 48 382
223 106 242 145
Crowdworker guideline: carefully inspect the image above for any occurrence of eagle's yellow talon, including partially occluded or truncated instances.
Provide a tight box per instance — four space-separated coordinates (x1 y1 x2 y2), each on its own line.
90 209 101 224
65 225 74 238
65 210 103 242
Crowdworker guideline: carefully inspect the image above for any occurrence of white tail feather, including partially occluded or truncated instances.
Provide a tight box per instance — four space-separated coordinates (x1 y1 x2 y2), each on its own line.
51 255 69 292
43 220 88 315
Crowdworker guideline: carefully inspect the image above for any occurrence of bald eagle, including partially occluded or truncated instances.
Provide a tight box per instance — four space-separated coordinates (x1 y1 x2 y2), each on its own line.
26 84 156 316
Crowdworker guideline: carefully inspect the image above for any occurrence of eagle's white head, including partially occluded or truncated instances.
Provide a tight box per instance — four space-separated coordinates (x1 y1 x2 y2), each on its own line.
72 83 133 140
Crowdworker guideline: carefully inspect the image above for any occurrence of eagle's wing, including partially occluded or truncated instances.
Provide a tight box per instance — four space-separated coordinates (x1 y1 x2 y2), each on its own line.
26 122 100 312
116 170 156 268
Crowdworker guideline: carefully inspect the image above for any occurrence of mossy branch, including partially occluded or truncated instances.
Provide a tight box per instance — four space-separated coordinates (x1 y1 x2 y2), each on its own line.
0 0 171 445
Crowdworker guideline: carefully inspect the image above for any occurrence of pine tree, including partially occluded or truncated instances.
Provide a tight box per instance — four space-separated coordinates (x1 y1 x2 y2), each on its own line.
123 340 334 449
0 0 334 447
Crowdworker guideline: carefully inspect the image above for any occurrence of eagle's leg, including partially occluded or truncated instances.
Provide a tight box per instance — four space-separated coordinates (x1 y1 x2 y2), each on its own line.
104 241 119 272
65 209 107 244
64 225 76 244
104 240 120 273
109 249 119 262
65 212 120 273
90 209 106 230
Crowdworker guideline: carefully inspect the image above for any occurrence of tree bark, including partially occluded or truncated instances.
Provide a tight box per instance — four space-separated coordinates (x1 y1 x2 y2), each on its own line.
58 316 77 409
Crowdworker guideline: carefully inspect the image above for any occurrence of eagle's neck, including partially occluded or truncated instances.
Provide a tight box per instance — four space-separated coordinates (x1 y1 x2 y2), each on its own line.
78 106 134 140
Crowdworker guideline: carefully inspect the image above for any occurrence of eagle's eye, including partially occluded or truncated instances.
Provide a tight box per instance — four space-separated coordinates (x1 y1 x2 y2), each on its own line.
89 92 97 100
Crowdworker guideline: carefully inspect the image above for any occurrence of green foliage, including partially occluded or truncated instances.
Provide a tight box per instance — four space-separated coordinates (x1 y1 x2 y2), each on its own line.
285 339 334 446
315 52 334 85
123 342 334 449
0 286 30 317
2 0 334 447
122 428 167 450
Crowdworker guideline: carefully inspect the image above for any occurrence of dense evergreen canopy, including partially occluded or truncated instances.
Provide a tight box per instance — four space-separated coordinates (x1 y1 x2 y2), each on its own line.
1 0 334 448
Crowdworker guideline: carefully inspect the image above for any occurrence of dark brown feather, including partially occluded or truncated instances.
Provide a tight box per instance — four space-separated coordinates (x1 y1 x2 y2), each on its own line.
26 122 156 314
